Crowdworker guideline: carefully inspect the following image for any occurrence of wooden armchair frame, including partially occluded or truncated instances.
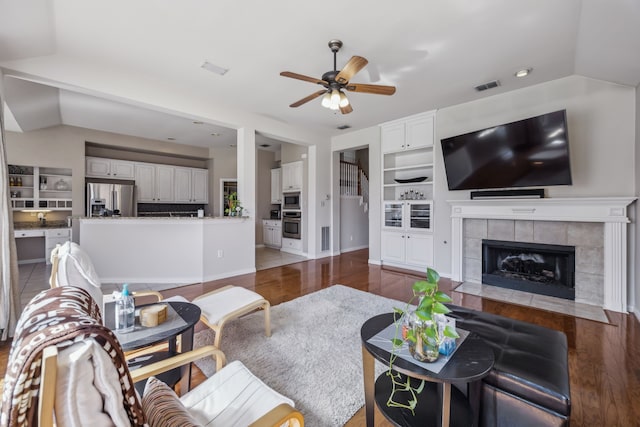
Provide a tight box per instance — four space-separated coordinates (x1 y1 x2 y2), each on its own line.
38 345 303 427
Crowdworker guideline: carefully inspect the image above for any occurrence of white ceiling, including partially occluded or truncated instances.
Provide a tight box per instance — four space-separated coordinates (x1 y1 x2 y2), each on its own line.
1 0 639 149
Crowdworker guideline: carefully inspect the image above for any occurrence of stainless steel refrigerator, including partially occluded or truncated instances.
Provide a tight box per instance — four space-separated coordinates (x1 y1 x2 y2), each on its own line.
86 178 136 217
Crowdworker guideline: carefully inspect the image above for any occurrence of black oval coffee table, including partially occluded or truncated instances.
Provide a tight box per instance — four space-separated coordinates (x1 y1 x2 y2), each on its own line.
361 313 494 427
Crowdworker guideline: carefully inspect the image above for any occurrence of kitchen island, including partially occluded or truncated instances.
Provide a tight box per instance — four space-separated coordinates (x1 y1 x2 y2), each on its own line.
79 217 255 285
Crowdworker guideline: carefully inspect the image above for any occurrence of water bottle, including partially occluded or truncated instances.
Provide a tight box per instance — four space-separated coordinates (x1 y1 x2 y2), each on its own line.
115 283 135 333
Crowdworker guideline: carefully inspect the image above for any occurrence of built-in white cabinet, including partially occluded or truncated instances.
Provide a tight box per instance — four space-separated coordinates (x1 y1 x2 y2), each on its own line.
174 167 208 203
383 201 433 232
86 157 135 179
381 112 434 154
380 111 436 272
8 165 72 211
45 228 72 265
262 219 282 248
271 168 282 204
135 163 174 202
282 161 303 191
381 231 433 268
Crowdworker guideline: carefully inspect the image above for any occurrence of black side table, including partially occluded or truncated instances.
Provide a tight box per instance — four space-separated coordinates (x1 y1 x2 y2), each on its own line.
105 300 201 393
361 313 494 427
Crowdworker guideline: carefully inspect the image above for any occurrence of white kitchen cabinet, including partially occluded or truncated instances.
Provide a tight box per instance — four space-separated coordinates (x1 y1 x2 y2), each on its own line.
45 228 72 265
174 167 209 203
191 168 208 203
262 220 282 248
281 161 303 191
86 157 135 179
381 231 433 268
154 165 174 202
380 112 434 154
135 163 174 202
271 168 282 204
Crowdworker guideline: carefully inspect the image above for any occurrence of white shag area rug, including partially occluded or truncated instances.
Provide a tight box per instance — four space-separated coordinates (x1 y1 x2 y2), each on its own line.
193 285 403 427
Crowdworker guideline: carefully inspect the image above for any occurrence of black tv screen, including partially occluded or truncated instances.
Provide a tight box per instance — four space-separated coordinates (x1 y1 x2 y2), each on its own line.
441 110 572 191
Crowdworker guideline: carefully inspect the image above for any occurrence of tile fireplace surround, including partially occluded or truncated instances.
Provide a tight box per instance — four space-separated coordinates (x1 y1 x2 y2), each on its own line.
449 197 636 313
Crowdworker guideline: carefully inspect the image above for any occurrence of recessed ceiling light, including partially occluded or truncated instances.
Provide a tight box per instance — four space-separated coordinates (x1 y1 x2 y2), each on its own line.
201 61 229 76
211 133 221 137
167 137 176 141
515 68 532 78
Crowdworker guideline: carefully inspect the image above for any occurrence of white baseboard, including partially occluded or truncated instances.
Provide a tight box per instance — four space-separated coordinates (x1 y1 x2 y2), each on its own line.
368 258 382 265
18 258 46 265
341 245 368 254
280 247 305 256
631 305 640 322
380 260 425 274
255 244 266 249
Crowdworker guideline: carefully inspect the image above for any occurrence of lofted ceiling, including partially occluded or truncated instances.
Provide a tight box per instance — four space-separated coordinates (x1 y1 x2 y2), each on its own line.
0 0 639 149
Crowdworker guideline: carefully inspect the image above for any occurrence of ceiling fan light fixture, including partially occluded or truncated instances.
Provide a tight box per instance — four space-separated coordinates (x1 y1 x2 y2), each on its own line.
330 89 341 109
321 92 332 108
339 91 349 107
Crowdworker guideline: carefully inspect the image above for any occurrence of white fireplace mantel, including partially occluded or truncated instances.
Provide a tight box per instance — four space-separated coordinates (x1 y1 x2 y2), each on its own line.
448 197 636 313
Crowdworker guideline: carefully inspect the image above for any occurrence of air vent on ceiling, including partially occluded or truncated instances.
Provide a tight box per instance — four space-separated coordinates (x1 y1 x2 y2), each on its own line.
474 80 500 92
337 124 351 130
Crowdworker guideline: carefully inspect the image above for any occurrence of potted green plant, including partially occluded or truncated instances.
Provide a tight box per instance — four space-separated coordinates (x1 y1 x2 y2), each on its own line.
386 267 460 413
225 192 243 217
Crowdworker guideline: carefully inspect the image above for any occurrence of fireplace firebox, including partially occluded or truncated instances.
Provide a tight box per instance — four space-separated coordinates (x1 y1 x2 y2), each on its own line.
482 240 575 300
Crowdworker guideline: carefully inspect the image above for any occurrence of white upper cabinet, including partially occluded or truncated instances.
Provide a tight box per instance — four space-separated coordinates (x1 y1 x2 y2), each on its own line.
191 169 208 203
134 163 156 202
86 157 135 179
380 112 434 153
282 161 303 191
155 165 175 202
175 167 208 203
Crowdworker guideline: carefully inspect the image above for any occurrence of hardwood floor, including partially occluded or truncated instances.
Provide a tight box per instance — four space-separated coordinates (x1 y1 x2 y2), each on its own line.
2 249 639 426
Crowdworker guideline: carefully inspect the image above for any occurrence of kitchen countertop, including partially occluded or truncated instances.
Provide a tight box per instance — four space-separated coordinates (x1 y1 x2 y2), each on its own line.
14 221 70 230
80 216 249 220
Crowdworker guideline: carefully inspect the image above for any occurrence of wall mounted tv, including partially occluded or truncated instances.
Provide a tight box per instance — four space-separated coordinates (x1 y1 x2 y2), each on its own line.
441 110 572 191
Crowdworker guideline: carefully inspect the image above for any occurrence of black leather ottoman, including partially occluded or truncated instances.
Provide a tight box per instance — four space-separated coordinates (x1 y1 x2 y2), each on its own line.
447 305 571 427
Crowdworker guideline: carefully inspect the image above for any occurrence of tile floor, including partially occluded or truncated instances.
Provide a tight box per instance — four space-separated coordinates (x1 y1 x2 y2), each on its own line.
18 247 307 309
455 281 610 323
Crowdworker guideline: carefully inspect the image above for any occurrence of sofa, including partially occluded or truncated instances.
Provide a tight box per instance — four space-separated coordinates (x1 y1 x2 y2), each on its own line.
447 305 571 427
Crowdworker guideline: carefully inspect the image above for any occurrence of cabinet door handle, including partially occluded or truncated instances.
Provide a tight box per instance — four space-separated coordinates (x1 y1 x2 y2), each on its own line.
407 235 411 239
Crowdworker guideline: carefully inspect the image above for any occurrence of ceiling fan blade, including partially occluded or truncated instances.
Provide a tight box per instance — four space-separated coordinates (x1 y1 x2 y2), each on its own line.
345 83 396 95
280 71 328 86
289 90 327 108
335 56 368 84
340 104 353 114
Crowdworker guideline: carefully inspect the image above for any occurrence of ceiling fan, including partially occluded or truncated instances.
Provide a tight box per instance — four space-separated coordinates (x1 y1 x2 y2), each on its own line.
280 40 396 114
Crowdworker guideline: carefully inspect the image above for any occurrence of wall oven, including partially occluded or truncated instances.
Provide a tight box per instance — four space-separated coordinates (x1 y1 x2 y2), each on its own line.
282 211 301 239
283 192 301 210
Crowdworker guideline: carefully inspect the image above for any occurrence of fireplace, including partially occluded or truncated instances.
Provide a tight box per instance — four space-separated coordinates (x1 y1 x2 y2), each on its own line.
482 240 575 300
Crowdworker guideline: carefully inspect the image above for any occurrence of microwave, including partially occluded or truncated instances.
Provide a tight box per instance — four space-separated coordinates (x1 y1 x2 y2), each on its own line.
283 192 301 210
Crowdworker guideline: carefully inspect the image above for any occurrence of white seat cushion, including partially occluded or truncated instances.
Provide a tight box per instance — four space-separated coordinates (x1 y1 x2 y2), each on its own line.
54 242 103 308
180 360 294 426
194 287 264 324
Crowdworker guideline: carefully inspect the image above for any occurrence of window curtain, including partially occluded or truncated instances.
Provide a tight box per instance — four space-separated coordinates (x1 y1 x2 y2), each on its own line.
0 77 20 340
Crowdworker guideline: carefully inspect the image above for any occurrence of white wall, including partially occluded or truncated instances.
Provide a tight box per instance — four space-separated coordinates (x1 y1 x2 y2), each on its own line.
255 149 276 245
332 126 381 262
634 83 640 319
435 75 637 276
340 196 369 251
208 146 237 217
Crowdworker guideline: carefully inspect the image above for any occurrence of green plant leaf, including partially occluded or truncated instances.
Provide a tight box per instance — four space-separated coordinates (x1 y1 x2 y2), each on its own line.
432 302 451 314
434 290 453 303
393 307 405 315
417 296 434 310
443 326 460 338
422 326 437 339
415 309 433 321
426 267 440 283
391 338 404 347
412 280 429 293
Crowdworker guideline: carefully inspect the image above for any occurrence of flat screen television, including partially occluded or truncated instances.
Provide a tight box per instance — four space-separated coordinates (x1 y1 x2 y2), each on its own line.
441 110 572 191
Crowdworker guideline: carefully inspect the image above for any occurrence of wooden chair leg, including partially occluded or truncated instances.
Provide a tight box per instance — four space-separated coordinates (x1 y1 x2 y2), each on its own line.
263 301 271 337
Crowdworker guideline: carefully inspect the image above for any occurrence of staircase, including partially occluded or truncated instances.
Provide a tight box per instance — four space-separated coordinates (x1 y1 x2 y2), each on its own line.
340 161 369 212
